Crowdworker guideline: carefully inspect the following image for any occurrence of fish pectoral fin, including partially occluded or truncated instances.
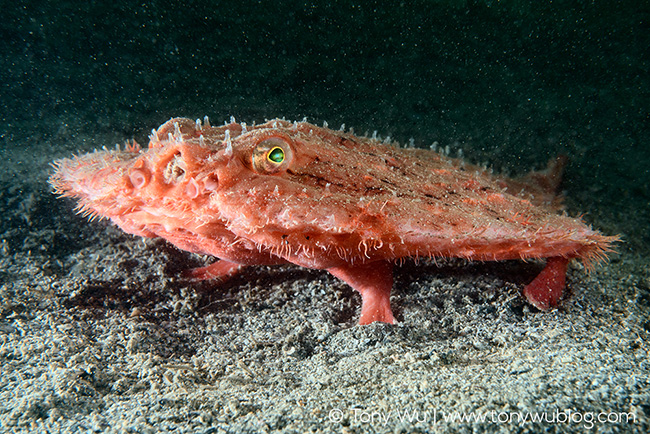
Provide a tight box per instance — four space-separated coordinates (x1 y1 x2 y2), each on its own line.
328 260 395 325
522 256 569 310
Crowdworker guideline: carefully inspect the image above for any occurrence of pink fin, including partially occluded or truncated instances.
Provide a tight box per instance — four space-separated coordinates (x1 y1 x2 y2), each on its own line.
523 256 569 310
184 260 244 281
505 155 567 210
328 261 395 325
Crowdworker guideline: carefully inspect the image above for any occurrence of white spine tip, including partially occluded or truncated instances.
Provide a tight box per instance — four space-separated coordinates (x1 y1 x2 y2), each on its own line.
223 130 233 157
173 122 182 140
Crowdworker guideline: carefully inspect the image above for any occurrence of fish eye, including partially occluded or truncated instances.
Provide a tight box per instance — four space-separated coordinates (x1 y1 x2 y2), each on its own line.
252 137 293 173
267 146 285 164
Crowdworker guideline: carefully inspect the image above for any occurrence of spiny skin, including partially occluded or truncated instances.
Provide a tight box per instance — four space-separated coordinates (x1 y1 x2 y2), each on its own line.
50 117 618 324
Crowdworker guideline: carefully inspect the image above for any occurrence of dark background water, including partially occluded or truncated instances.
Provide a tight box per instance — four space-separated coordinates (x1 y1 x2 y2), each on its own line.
1 0 648 252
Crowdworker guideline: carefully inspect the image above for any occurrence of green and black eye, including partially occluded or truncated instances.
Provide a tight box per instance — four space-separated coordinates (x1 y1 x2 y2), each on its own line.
267 146 285 164
252 137 293 173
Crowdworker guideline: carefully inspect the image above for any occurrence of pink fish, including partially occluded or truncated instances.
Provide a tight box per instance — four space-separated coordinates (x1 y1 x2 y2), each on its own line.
50 117 618 324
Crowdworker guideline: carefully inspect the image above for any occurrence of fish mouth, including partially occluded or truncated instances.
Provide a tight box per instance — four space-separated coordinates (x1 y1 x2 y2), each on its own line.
49 148 139 214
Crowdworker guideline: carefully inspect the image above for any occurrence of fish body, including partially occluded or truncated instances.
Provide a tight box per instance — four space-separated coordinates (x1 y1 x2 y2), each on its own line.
50 118 617 324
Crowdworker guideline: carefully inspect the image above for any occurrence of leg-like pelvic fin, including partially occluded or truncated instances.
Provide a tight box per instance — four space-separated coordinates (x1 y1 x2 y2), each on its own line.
328 260 395 325
184 259 244 281
523 256 569 310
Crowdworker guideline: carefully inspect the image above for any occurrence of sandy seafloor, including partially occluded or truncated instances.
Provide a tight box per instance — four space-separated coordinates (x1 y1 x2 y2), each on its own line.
1 1 649 433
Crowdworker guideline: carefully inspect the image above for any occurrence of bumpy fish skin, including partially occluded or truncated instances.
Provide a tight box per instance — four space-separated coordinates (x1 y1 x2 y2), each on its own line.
50 117 617 324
